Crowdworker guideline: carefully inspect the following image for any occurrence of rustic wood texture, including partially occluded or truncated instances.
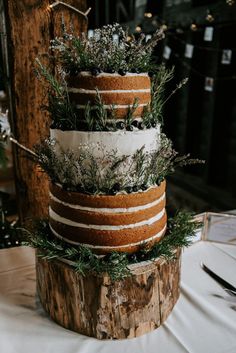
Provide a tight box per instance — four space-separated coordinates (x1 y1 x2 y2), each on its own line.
36 249 181 339
3 0 87 222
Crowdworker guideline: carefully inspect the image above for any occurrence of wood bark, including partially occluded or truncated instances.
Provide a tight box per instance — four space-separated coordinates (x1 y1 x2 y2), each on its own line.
36 249 181 339
3 0 87 222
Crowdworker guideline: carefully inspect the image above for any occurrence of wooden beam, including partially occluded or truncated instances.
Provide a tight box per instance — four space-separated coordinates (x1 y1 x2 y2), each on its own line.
2 0 87 223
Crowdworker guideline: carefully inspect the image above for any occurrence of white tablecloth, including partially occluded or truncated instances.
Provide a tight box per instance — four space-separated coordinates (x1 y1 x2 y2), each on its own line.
0 242 236 353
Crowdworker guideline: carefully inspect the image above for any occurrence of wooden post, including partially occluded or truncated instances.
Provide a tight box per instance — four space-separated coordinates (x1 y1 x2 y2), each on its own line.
2 0 87 222
36 249 181 339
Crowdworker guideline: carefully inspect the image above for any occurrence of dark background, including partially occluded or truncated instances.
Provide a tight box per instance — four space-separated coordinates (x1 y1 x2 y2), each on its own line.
0 0 236 248
0 0 236 215
86 0 236 212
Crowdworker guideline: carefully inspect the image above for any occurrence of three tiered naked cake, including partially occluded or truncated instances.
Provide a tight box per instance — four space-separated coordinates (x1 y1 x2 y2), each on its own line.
49 70 167 254
32 23 200 339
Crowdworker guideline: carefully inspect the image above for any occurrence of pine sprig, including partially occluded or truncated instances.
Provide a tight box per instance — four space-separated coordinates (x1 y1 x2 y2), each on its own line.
142 211 200 260
22 221 130 281
22 211 200 280
124 97 139 128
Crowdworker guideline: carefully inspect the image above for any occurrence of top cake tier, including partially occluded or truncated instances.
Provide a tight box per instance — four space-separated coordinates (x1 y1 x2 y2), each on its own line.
67 72 151 119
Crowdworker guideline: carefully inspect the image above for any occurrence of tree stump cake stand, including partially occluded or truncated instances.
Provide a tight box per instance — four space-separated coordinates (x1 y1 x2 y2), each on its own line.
36 249 181 339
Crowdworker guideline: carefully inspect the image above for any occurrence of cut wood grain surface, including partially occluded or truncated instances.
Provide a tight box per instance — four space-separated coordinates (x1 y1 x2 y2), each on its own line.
36 249 181 339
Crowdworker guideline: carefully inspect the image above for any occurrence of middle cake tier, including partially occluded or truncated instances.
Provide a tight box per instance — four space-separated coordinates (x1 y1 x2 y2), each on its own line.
50 127 161 185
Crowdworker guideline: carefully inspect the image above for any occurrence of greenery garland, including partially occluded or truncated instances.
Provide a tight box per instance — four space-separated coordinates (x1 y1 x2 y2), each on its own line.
22 211 201 281
34 134 204 195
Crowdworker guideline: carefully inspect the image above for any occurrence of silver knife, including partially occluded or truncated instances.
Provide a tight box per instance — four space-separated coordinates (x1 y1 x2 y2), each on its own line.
201 262 236 294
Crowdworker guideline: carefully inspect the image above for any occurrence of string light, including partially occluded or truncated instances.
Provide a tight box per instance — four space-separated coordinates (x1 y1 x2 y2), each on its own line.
49 1 91 21
226 0 235 5
161 24 168 31
135 25 142 33
176 28 184 34
190 21 198 31
206 10 214 22
144 12 152 18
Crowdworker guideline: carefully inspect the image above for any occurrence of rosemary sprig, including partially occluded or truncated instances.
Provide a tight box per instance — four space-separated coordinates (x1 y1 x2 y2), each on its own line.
124 97 139 128
22 211 200 281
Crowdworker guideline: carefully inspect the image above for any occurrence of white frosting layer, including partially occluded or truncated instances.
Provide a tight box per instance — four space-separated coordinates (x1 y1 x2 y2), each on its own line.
75 103 147 109
50 223 166 249
49 207 165 230
77 72 149 78
68 88 150 94
50 192 165 214
50 127 160 159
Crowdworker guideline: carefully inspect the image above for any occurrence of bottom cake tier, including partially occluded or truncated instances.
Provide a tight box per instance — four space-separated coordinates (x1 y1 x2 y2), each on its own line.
36 248 181 339
49 181 167 254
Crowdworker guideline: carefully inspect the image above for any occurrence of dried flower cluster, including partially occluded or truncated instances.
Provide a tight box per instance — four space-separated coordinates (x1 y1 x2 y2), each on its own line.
50 23 164 73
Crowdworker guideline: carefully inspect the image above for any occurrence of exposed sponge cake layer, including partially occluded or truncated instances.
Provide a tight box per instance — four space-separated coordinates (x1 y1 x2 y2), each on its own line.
49 182 167 254
49 210 167 252
69 90 151 105
49 223 167 254
50 192 166 225
68 72 151 90
75 104 145 118
49 181 166 208
67 72 151 118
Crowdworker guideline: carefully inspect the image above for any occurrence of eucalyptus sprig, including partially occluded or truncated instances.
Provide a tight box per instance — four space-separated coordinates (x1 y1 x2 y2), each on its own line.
124 97 139 128
142 211 201 260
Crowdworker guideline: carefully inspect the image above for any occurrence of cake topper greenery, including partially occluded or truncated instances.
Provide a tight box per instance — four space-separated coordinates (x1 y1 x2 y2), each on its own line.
50 23 165 74
23 211 201 281
35 23 188 131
